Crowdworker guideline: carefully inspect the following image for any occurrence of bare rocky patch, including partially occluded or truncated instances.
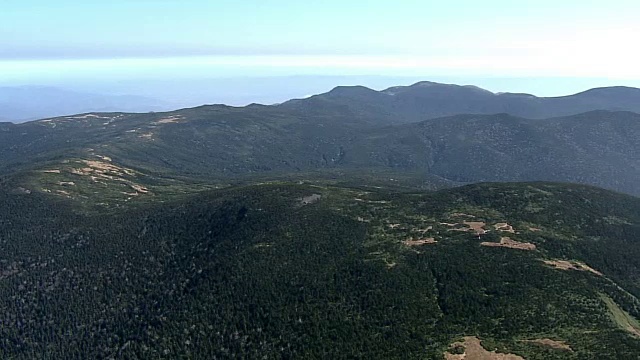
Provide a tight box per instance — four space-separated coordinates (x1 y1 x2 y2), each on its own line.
152 115 184 125
494 223 516 233
443 221 487 235
67 114 112 120
445 337 523 360
542 260 602 276
129 184 149 194
521 338 573 351
402 238 437 247
481 237 536 251
464 221 488 235
300 194 322 205
68 160 138 180
139 132 155 140
450 212 476 218
39 158 152 199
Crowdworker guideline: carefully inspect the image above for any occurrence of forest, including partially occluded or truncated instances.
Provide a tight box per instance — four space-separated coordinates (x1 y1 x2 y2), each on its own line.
1 179 640 359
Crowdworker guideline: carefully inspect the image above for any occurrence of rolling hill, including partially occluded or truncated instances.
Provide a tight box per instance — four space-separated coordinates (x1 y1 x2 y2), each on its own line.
1 180 640 358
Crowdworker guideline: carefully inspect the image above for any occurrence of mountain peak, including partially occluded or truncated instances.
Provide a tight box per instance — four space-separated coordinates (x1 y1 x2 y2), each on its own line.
574 86 640 98
409 80 441 87
381 81 494 96
326 85 379 97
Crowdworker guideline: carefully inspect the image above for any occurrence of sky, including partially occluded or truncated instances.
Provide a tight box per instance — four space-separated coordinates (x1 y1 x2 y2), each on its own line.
2 0 640 99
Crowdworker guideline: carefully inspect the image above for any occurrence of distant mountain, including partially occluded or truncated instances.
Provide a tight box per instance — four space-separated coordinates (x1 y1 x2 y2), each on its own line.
283 81 640 123
0 86 173 122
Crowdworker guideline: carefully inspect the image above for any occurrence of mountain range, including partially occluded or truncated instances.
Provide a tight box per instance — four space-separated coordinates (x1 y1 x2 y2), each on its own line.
3 81 640 358
284 81 640 123
2 81 640 195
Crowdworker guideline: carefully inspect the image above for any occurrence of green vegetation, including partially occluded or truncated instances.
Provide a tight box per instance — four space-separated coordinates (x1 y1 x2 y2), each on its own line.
2 179 640 358
601 294 640 336
4 81 640 359
2 90 640 196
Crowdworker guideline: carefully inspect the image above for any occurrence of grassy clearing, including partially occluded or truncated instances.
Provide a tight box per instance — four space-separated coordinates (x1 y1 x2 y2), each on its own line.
600 294 640 337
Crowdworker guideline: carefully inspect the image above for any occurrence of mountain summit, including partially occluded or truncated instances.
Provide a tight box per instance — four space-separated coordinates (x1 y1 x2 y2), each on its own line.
283 81 640 123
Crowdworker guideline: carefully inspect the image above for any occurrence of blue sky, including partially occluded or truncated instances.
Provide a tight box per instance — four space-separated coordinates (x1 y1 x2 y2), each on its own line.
2 0 640 96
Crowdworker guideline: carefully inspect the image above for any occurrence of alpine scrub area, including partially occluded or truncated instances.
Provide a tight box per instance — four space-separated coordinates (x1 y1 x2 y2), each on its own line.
1 179 640 359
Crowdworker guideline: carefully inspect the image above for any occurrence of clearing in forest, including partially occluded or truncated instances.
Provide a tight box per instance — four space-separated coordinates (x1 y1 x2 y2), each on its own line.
542 260 602 276
402 238 437 246
521 338 573 351
445 337 523 360
601 294 640 338
153 115 184 124
444 221 487 235
494 223 516 233
481 237 536 251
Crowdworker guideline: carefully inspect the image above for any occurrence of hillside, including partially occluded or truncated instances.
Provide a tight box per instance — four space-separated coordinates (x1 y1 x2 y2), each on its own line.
1 106 640 196
345 111 640 195
1 180 640 358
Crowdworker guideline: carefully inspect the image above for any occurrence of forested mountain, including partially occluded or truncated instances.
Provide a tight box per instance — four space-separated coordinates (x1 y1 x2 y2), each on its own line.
346 111 640 195
285 82 640 123
1 103 640 195
3 81 640 358
2 180 640 358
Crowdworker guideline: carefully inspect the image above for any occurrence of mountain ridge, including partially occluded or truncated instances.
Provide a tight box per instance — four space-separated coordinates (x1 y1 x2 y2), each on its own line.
2 109 640 196
3 81 640 198
272 81 640 125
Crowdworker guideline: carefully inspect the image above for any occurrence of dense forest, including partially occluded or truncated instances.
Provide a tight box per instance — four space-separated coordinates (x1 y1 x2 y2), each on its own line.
2 178 640 359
